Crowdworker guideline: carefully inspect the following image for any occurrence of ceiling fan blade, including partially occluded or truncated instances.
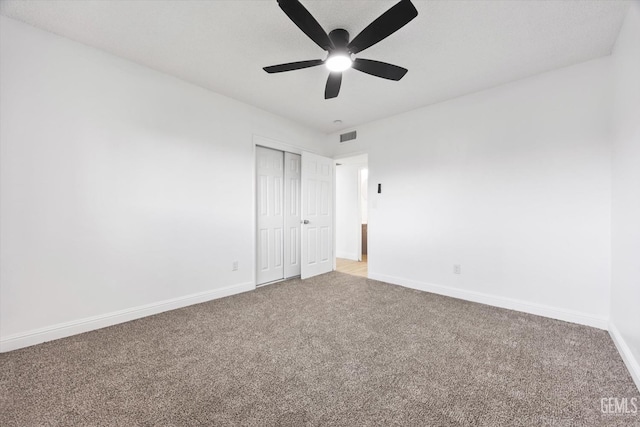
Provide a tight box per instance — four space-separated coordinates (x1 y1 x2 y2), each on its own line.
278 0 333 51
263 59 324 73
347 0 418 55
325 72 342 99
352 58 408 81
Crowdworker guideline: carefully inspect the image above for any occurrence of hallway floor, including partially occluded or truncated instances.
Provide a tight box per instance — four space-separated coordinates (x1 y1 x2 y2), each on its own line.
336 255 368 278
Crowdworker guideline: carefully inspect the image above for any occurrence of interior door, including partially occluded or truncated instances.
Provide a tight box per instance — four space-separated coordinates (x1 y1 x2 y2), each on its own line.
284 152 302 278
256 146 284 285
301 152 334 279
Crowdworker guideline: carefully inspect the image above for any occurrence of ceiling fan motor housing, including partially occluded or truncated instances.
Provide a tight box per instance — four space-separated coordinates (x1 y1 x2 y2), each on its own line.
328 29 350 50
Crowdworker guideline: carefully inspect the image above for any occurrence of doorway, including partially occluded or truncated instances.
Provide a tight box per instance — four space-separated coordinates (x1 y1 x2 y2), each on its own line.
335 154 368 278
255 142 335 286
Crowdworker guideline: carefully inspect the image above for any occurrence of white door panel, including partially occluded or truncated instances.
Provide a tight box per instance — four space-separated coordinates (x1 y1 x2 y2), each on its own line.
284 152 301 278
256 146 284 285
301 152 334 279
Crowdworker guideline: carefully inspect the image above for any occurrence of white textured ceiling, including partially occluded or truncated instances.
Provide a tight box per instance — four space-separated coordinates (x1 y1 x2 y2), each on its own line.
0 0 631 133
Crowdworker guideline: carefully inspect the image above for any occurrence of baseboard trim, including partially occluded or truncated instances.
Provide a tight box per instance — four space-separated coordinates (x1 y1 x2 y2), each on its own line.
0 281 255 353
335 252 359 261
609 321 640 393
368 272 608 330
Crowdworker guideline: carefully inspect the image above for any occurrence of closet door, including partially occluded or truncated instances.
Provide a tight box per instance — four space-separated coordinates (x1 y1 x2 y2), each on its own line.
256 147 284 285
284 152 301 278
301 152 334 279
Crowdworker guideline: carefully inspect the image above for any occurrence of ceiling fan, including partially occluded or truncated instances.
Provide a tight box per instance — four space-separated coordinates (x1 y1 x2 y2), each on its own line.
263 0 418 99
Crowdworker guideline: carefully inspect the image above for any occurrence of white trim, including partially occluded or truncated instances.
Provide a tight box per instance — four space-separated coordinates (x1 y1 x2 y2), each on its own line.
252 139 258 288
0 281 254 353
609 321 640 393
368 272 609 330
357 165 367 262
356 166 362 262
252 134 323 156
332 159 337 271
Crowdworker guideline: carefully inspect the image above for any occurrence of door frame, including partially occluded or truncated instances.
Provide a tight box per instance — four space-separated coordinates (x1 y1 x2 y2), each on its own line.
357 165 366 262
357 165 370 262
333 151 369 269
252 134 327 287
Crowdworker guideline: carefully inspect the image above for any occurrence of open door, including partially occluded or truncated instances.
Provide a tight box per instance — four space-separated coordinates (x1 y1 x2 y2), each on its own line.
301 152 334 279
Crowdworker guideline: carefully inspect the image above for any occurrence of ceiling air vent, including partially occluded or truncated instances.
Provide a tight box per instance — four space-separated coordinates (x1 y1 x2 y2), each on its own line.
340 131 357 143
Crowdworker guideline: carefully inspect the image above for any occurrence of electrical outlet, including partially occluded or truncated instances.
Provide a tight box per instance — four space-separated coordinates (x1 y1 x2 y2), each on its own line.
454 264 461 274
232 261 238 271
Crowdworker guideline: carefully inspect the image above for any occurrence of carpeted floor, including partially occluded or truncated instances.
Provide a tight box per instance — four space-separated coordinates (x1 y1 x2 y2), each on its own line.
1 272 638 426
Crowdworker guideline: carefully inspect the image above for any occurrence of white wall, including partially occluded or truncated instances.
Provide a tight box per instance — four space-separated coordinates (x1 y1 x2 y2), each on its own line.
328 57 613 328
335 163 362 260
610 1 640 390
0 17 325 351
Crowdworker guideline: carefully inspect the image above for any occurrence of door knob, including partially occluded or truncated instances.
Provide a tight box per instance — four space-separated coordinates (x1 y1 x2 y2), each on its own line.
302 220 310 224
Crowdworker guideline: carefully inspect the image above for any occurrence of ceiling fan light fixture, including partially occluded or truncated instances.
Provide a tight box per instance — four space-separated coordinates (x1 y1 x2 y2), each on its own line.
264 0 418 98
326 54 352 72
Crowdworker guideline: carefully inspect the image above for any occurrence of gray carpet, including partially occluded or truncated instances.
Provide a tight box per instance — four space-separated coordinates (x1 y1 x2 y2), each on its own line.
1 272 638 426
